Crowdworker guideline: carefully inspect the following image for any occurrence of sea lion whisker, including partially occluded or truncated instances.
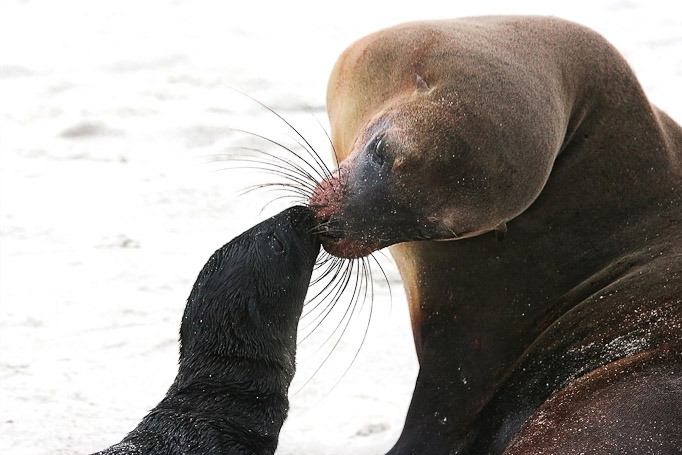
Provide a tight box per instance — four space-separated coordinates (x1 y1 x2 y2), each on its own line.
309 256 345 286
223 146 320 187
368 253 393 316
321 259 375 394
309 227 348 237
312 249 345 276
301 261 348 321
311 251 340 269
306 256 369 360
309 109 341 169
309 219 335 232
308 257 350 295
223 161 318 193
314 259 362 349
300 258 374 394
226 127 328 183
299 296 342 344
227 144 322 184
236 180 309 197
238 190 307 214
236 166 316 196
222 86 333 182
221 148 319 191
300 258 350 322
280 130 332 182
220 156 310 180
309 219 368 239
293 260 366 392
257 193 311 214
307 257 345 291
355 257 373 315
302 257 355 326
237 184 309 203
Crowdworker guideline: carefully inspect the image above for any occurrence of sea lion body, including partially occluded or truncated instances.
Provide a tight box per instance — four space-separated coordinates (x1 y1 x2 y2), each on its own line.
93 206 320 455
310 17 682 454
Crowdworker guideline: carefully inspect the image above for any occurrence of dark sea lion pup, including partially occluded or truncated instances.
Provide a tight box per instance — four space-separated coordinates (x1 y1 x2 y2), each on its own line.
93 206 320 455
311 16 682 455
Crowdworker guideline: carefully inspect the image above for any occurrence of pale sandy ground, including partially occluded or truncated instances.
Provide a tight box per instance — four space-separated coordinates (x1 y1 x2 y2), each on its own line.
1 1 680 454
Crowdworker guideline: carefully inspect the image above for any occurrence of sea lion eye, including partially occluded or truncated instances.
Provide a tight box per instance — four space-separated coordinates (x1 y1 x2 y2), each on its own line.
372 136 386 166
271 234 285 255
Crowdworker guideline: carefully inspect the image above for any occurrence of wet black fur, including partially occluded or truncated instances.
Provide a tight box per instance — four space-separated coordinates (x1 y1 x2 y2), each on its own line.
93 206 320 455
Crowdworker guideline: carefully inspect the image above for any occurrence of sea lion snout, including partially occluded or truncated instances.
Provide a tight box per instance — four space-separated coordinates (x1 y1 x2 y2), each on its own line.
260 205 321 260
309 136 443 258
309 168 346 222
309 157 389 258
309 102 502 258
309 168 382 258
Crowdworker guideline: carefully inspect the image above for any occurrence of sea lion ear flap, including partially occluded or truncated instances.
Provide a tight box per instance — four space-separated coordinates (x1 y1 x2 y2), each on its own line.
415 74 430 92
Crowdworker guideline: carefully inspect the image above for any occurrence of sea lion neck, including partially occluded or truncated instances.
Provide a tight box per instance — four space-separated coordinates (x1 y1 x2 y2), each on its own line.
176 242 305 390
389 177 682 446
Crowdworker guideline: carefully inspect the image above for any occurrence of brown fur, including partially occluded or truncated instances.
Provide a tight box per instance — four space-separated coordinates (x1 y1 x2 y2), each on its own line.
310 16 682 454
505 347 682 455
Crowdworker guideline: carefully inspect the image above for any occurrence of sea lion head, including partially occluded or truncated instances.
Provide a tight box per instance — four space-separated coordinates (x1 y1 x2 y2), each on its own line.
239 205 321 336
309 22 568 259
181 205 320 359
310 82 534 258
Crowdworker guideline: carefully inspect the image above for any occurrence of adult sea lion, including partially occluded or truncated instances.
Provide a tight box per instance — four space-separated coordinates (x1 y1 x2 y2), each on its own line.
92 206 320 455
309 16 682 454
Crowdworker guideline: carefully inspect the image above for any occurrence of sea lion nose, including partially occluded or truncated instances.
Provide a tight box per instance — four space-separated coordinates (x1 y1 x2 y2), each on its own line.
309 169 345 221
